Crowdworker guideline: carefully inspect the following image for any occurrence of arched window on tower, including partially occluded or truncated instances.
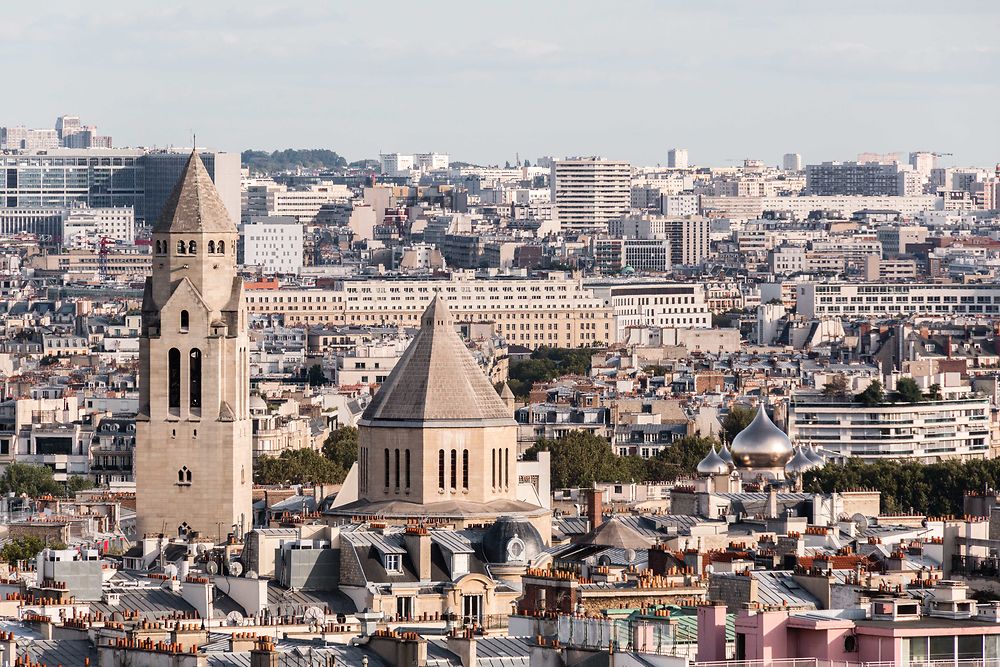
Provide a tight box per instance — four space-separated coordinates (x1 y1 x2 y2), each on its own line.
168 348 181 409
180 310 189 332
450 449 457 489
177 466 191 485
394 449 400 489
189 349 202 410
177 240 186 255
438 450 445 491
504 448 510 488
491 449 496 489
188 240 197 254
155 240 162 254
218 240 226 254
462 450 469 489
384 448 390 488
405 450 411 489
208 241 216 254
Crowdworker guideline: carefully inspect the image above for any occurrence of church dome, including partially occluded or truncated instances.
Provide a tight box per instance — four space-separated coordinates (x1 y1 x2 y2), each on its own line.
718 444 736 469
805 444 826 466
697 446 730 476
482 515 544 564
785 446 818 476
730 405 794 470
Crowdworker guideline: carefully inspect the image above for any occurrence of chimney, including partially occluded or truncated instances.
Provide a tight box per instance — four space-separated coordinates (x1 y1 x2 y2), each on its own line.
587 485 603 530
449 629 478 667
0 631 15 666
403 526 432 581
250 637 280 667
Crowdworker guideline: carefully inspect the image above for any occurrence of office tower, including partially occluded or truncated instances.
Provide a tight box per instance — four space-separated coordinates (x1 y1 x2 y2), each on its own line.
239 216 304 275
379 153 415 176
55 115 81 141
909 152 936 180
667 148 689 169
806 161 917 196
0 126 59 150
0 149 144 209
783 153 802 171
551 157 631 232
135 153 252 538
141 151 241 226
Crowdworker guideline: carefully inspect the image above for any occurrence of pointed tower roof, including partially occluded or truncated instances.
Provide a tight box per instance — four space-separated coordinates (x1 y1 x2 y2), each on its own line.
362 295 514 423
153 152 237 234
500 383 515 402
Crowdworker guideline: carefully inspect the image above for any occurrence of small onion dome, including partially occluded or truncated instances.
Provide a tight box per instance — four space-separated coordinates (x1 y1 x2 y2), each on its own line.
785 446 817 476
697 445 731 476
718 444 736 469
730 405 795 470
805 444 826 466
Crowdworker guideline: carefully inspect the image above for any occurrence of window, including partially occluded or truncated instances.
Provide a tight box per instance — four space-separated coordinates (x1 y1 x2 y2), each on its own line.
491 449 496 488
177 240 186 254
180 310 189 331
208 241 215 254
218 240 226 254
384 553 402 573
504 448 509 488
404 449 411 488
189 349 201 409
384 448 390 488
177 466 192 484
168 348 181 409
438 450 445 490
396 596 413 621
394 449 400 489
451 449 457 489
462 449 469 489
188 240 197 254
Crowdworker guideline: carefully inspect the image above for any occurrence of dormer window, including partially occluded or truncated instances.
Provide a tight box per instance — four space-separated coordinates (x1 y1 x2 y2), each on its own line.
384 553 402 573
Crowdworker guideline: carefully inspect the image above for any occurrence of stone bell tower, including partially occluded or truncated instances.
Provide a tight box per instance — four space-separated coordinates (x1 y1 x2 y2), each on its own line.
135 152 252 539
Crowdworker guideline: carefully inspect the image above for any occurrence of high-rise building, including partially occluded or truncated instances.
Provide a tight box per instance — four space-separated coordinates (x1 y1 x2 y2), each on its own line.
782 153 802 171
609 213 711 266
909 152 936 180
141 151 241 227
0 126 59 150
551 157 631 232
806 161 919 196
0 149 144 210
239 216 304 275
55 115 81 141
135 152 252 538
379 153 415 176
667 148 689 169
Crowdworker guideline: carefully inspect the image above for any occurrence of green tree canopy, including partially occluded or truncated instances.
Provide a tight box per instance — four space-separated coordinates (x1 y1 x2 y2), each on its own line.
0 535 64 566
722 406 756 444
254 449 346 486
322 427 359 471
821 374 850 399
895 377 924 403
507 347 598 398
241 149 347 173
855 380 885 406
0 463 64 497
308 364 328 386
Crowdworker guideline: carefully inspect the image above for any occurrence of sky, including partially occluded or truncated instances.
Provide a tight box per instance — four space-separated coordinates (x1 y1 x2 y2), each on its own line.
3 0 999 168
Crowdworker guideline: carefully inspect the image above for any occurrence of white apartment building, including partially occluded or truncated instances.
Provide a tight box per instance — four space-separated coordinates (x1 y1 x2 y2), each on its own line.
61 206 135 249
587 281 711 340
609 214 711 266
334 339 411 387
788 395 990 462
240 216 304 275
379 153 414 175
661 193 700 217
414 153 449 171
593 238 671 274
667 148 689 169
797 282 1000 319
701 195 940 219
783 153 802 171
551 157 631 232
242 181 350 223
245 272 614 348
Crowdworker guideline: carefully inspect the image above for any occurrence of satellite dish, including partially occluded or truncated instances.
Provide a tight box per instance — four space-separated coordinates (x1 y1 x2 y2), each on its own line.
225 611 244 626
625 549 637 564
163 564 178 579
304 607 325 624
705 563 715 575
205 561 219 575
597 555 612 567
227 561 244 577
852 513 870 530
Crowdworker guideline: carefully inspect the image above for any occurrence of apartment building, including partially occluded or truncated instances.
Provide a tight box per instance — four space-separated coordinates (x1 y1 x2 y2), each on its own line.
788 396 990 462
593 238 671 274
0 149 144 211
608 214 711 266
242 181 350 223
806 161 922 196
239 216 304 275
245 273 614 348
551 157 631 232
701 194 939 219
587 281 711 341
796 282 1000 319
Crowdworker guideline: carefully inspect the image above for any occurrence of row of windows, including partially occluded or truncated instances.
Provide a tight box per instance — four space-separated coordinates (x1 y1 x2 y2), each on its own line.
437 449 470 490
155 239 228 255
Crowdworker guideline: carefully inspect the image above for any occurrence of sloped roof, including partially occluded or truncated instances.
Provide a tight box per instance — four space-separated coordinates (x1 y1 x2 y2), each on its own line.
153 152 237 234
361 295 513 423
578 515 656 549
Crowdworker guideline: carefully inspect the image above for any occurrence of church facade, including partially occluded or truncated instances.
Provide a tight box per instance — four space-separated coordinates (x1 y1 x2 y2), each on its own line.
135 152 253 539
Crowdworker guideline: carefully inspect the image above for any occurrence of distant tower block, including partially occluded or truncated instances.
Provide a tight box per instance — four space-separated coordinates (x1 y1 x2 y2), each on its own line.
667 148 689 169
783 153 802 171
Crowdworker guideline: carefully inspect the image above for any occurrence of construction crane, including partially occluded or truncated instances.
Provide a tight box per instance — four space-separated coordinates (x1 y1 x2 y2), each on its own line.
98 236 113 278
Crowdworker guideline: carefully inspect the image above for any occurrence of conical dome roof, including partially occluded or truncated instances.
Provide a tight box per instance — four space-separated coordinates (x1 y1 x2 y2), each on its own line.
153 152 237 234
697 445 731 476
730 405 794 470
805 444 826 466
361 295 515 423
718 444 736 469
785 446 817 476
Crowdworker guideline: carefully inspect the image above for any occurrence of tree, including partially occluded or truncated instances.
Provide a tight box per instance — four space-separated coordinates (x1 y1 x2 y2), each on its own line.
722 406 756 443
524 431 624 489
895 377 924 403
821 374 850 399
307 364 328 387
926 383 943 400
855 380 885 406
322 427 359 471
0 535 63 566
0 463 64 497
254 449 346 485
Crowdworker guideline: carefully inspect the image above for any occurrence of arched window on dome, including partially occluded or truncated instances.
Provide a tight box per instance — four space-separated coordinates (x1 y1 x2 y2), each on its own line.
438 450 445 491
450 449 457 489
504 448 509 488
491 449 496 489
462 450 469 489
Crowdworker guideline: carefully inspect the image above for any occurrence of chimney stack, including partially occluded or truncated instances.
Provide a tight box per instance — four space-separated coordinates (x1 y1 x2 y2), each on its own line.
587 485 603 530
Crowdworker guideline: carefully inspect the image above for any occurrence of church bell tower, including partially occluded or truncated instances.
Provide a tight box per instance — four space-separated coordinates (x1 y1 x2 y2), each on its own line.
135 152 252 539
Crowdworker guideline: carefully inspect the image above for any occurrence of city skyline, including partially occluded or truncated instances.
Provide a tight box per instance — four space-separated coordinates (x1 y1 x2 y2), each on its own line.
3 0 999 167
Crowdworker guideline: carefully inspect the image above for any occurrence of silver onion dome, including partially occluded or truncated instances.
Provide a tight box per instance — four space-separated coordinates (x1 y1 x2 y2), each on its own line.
730 405 794 470
785 446 818 476
718 444 736 469
697 445 731 476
